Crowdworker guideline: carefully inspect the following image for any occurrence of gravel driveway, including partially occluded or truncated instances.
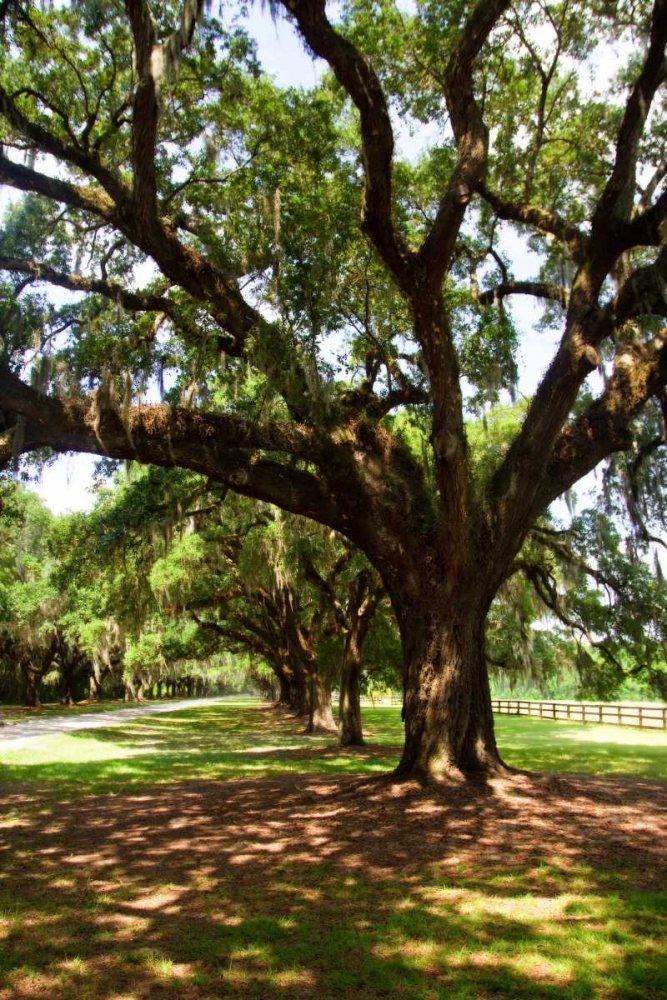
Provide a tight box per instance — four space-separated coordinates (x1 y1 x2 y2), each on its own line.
0 697 227 748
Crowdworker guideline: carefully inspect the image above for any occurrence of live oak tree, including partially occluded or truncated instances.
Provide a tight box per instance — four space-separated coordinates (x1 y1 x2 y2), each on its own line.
57 466 242 700
131 465 384 741
0 0 666 778
0 479 93 705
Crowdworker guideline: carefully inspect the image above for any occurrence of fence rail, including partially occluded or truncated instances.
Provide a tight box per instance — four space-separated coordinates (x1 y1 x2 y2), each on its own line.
491 698 667 730
360 695 402 707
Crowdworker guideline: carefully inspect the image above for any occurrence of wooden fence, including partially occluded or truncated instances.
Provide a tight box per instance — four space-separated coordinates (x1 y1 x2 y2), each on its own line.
360 695 402 707
491 698 667 730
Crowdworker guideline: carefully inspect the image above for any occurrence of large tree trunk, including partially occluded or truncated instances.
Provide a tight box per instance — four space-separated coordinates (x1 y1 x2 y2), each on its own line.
305 667 336 733
394 597 507 781
339 632 364 746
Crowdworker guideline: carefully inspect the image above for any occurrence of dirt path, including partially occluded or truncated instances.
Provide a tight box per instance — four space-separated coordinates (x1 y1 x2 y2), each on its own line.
0 696 227 747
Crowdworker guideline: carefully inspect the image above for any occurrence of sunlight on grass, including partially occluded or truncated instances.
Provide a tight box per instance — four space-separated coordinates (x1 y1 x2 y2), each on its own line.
0 700 665 1000
496 715 667 779
0 703 665 795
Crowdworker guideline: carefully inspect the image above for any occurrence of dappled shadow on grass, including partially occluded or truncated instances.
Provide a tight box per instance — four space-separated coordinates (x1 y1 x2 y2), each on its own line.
1 768 666 1000
1 705 666 999
3 704 665 798
0 704 404 795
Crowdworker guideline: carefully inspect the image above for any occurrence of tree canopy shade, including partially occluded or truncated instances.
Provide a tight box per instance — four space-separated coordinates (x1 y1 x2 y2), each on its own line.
0 0 666 779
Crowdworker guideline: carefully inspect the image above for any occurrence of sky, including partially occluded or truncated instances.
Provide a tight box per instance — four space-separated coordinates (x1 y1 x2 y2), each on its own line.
20 4 559 515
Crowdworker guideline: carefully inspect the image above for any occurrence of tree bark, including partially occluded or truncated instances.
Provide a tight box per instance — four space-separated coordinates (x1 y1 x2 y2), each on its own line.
89 669 101 700
276 670 292 708
305 666 336 733
394 598 507 781
338 572 382 746
289 662 310 716
339 631 364 746
23 663 41 708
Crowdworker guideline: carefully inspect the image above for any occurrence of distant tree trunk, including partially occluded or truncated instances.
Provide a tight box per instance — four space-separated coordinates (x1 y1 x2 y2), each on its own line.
59 655 77 706
339 572 382 747
276 670 291 707
305 666 336 733
89 669 101 700
23 663 41 708
124 679 136 702
339 634 364 746
287 662 309 715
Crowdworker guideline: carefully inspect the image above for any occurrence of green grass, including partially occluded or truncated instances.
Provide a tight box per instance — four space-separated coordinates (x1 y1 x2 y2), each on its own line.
0 701 665 1000
498 713 667 779
0 702 665 795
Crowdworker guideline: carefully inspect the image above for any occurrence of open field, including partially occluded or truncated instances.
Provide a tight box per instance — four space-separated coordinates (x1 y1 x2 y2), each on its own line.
0 702 665 1000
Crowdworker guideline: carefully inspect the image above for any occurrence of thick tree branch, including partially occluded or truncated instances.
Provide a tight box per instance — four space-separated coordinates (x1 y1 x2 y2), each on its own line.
124 0 208 222
591 244 667 342
278 0 410 283
477 279 569 307
419 0 511 283
0 153 264 357
486 241 666 556
0 368 355 534
477 182 589 263
535 330 667 512
0 84 129 205
0 254 178 316
619 187 667 250
341 383 429 419
593 0 667 232
0 152 117 219
124 0 160 225
640 162 667 208
481 5 667 556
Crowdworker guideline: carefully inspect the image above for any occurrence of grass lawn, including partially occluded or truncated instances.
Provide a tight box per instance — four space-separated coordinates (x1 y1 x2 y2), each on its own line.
0 701 665 1000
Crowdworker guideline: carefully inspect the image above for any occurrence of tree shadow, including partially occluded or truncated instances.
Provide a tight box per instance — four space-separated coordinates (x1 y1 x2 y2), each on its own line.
1 704 666 998
1 766 666 999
